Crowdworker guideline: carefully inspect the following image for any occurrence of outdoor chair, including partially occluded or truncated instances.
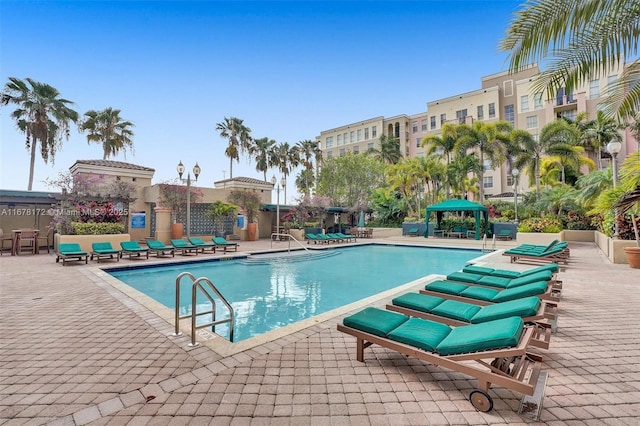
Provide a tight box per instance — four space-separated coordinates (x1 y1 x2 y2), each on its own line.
462 263 559 279
421 279 560 305
56 243 88 266
335 232 356 242
496 229 513 240
90 242 121 263
0 229 13 256
171 239 200 255
387 293 553 349
146 240 175 257
338 308 544 412
188 237 217 253
120 241 150 260
316 233 340 243
445 270 560 292
212 237 238 252
406 227 419 237
503 246 569 265
305 233 327 244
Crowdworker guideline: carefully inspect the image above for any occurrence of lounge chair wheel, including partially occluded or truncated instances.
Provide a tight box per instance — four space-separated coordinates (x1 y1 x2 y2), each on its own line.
469 390 493 412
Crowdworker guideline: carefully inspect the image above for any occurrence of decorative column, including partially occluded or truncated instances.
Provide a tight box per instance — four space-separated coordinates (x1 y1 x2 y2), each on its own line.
154 206 173 244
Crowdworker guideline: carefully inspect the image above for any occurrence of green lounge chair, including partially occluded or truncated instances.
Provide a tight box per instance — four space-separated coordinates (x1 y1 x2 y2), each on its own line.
212 237 238 252
503 246 569 264
90 242 121 263
446 270 556 290
496 229 513 240
335 232 356 242
421 279 560 304
146 240 175 257
462 263 558 279
406 227 419 237
56 243 88 266
338 308 543 412
188 237 216 253
387 293 553 349
305 233 327 244
120 241 150 260
327 233 346 242
171 239 200 255
316 233 340 243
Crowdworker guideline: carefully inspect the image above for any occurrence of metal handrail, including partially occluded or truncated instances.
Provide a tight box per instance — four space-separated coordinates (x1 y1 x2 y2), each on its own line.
173 271 235 346
270 233 310 253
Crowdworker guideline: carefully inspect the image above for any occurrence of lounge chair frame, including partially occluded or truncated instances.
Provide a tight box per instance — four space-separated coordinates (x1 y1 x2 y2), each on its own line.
212 237 238 252
90 242 121 263
337 323 543 412
120 242 150 260
420 283 561 305
56 243 88 266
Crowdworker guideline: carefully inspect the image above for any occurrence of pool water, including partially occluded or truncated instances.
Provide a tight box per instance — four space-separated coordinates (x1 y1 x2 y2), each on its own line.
109 244 479 342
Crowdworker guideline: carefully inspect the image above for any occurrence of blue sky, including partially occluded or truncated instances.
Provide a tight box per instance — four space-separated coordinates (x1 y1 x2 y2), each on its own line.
1 0 522 202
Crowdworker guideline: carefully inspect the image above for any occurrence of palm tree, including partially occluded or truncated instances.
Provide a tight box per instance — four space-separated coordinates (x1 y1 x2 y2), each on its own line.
456 121 512 201
273 142 300 203
79 107 135 160
367 134 402 164
501 0 640 120
421 122 458 164
215 117 251 179
249 137 276 182
1 77 79 190
580 110 623 170
446 153 481 200
296 139 320 197
514 119 581 200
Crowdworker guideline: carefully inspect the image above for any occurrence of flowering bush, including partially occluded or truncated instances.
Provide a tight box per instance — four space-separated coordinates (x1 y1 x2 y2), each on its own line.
517 217 562 233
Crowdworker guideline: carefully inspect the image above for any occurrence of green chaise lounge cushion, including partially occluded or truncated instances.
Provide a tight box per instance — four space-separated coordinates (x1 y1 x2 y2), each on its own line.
392 293 445 312
58 243 87 255
470 297 540 323
387 317 452 352
189 237 216 247
491 281 550 303
459 286 500 301
461 265 495 275
171 239 198 248
213 237 237 246
436 317 524 356
446 271 483 284
120 241 148 252
431 299 482 322
424 280 468 295
476 270 553 289
147 240 173 250
342 307 408 337
91 242 119 254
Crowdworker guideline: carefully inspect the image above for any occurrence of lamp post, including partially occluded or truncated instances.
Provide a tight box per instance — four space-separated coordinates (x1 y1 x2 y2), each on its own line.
512 168 519 224
607 140 622 238
271 175 286 239
177 161 201 238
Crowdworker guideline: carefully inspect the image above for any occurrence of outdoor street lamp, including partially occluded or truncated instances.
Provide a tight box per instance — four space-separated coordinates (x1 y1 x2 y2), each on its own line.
271 175 286 239
177 161 201 238
512 168 519 224
607 140 622 238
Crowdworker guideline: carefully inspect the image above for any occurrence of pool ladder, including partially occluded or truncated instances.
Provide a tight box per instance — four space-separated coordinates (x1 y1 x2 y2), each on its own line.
270 232 310 253
482 234 497 253
173 272 235 346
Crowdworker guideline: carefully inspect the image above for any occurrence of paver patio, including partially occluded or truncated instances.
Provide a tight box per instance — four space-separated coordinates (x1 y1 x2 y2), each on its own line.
1 238 639 425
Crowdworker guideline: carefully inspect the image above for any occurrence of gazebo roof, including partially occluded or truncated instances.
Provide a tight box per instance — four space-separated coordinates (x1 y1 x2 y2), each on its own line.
426 199 488 212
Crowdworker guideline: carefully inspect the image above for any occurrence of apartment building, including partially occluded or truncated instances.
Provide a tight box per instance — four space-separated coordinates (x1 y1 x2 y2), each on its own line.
316 63 636 200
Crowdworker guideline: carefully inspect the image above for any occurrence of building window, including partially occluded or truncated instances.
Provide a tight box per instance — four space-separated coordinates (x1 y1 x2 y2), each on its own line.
349 131 355 143
534 93 543 109
326 151 333 159
521 95 529 112
372 126 377 138
589 79 600 99
456 109 467 124
477 105 484 120
364 127 369 139
440 113 446 125
357 129 363 141
483 176 493 188
421 119 427 131
483 159 491 171
507 175 514 186
339 148 346 157
337 134 343 145
488 103 495 118
607 74 618 95
504 104 515 125
353 146 359 154
526 115 538 129
430 116 436 129
416 137 421 147
343 133 347 144
367 142 374 150
412 121 418 133
326 136 333 147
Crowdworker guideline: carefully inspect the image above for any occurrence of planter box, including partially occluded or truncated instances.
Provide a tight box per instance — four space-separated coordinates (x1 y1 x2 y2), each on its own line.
288 229 305 242
515 231 564 246
55 233 131 253
562 230 595 242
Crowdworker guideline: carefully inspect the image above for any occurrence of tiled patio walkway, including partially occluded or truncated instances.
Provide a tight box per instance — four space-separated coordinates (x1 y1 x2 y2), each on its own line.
1 239 639 425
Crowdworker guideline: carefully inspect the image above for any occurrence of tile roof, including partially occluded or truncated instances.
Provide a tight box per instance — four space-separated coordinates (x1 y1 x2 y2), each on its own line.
214 176 272 185
73 160 155 172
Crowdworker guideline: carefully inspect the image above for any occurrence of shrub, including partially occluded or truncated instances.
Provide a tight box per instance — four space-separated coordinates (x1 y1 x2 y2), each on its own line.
71 222 125 235
517 217 562 233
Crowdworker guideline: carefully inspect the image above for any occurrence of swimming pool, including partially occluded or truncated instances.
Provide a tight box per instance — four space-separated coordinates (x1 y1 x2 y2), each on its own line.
108 244 479 343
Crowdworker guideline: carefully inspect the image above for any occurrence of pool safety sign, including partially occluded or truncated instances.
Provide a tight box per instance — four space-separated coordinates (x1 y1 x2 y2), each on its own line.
131 212 146 229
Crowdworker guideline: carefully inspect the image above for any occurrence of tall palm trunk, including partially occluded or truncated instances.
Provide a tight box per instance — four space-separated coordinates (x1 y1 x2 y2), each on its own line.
28 141 37 191
229 159 233 179
535 158 542 201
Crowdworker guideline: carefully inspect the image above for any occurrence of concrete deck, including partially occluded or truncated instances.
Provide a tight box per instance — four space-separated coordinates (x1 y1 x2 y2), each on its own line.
1 237 639 425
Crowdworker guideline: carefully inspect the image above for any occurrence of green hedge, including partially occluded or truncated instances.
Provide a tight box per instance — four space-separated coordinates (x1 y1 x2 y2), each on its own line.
71 222 125 235
517 217 562 233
